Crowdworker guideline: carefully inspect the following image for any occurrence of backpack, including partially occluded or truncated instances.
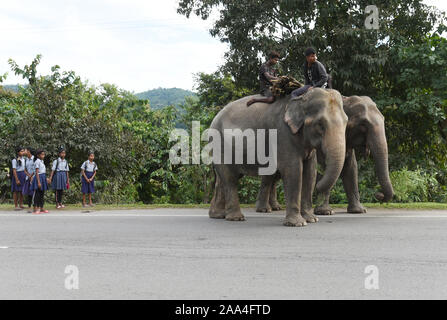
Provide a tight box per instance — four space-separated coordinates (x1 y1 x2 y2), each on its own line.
54 158 70 172
8 157 22 181
54 158 60 172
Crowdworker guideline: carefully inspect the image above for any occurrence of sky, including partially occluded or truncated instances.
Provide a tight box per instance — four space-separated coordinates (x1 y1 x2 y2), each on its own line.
0 0 227 93
1 0 445 93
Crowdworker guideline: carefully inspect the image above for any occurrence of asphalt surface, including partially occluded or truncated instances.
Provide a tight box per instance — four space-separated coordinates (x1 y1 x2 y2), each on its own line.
1 207 447 300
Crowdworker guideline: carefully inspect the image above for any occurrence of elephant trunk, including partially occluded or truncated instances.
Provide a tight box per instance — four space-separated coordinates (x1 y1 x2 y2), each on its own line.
316 129 346 194
368 126 394 202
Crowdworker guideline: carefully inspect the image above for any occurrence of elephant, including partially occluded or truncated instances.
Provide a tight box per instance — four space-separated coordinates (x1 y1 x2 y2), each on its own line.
255 95 394 215
208 88 348 227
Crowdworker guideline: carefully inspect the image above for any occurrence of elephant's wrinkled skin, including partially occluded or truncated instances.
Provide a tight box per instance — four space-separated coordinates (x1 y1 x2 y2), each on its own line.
209 88 348 227
256 95 394 215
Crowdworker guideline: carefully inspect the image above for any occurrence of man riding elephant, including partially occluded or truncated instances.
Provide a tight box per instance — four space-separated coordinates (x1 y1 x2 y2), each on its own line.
290 47 329 99
246 51 281 106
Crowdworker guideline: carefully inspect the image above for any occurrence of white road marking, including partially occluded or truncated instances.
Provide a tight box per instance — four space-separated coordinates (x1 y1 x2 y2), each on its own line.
0 246 8 249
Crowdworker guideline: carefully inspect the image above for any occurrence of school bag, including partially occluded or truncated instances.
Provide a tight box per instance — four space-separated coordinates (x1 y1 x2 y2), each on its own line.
8 157 22 181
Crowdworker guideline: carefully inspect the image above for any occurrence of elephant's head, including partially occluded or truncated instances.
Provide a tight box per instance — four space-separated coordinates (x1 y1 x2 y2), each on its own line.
343 96 394 202
284 88 348 194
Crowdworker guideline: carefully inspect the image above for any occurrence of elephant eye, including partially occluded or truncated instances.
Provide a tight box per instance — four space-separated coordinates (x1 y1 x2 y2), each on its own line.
315 120 325 135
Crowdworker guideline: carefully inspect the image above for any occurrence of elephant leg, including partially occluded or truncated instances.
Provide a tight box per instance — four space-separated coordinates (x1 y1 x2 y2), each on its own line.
256 175 274 213
342 149 367 214
215 165 245 222
314 189 334 215
281 162 307 227
301 153 319 223
209 171 226 219
268 174 282 211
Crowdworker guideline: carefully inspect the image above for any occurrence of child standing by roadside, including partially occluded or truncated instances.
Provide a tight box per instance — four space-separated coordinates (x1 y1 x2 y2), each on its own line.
81 152 98 207
31 150 50 215
22 148 35 212
11 147 26 211
49 147 70 209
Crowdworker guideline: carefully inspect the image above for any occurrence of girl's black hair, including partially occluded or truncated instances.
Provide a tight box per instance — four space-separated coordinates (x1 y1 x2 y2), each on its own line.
35 150 45 157
88 151 95 157
58 147 66 156
15 147 24 166
27 147 35 155
16 147 24 155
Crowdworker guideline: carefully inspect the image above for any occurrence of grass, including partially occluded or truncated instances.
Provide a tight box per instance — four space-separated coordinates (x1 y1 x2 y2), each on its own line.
1 202 447 211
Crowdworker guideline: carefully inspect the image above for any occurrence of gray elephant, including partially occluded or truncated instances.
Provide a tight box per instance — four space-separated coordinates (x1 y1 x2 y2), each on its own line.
208 88 348 227
256 95 394 215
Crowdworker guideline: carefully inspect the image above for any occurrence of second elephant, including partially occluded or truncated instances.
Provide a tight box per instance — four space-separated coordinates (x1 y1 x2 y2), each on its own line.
256 95 394 214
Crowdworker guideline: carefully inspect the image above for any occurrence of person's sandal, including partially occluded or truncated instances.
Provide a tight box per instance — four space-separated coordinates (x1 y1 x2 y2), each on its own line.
41 210 49 214
32 210 41 215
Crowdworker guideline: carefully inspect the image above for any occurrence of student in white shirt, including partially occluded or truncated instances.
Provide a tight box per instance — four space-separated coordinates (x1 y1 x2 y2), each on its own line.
48 148 70 209
22 147 36 211
30 150 50 215
81 152 98 207
11 147 26 211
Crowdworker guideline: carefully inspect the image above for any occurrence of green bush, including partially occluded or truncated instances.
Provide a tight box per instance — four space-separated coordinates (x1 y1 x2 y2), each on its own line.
390 168 440 202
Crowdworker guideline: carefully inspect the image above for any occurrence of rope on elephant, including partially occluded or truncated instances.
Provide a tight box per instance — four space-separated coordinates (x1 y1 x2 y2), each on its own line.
270 76 304 97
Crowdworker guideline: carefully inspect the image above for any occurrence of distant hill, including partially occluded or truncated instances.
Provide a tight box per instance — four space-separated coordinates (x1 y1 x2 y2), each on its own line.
0 84 23 92
1 85 195 110
135 87 196 110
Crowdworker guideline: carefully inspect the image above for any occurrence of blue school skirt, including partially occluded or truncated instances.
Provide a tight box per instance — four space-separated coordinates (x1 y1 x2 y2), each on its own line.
31 173 49 192
81 171 95 194
52 171 68 190
11 171 26 192
22 178 34 196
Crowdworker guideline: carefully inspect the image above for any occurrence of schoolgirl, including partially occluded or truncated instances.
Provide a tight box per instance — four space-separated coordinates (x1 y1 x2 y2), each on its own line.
22 147 36 211
11 147 26 211
49 147 70 209
81 152 98 207
30 150 50 215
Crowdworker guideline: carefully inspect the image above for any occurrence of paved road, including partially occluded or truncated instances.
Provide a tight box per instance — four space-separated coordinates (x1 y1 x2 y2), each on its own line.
0 207 447 299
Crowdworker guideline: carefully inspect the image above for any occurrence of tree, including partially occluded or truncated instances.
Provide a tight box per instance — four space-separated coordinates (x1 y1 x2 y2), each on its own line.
1 56 148 203
377 32 447 175
178 0 444 96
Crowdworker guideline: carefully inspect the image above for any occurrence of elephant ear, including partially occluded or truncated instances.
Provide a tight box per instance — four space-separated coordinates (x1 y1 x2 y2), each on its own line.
284 100 306 134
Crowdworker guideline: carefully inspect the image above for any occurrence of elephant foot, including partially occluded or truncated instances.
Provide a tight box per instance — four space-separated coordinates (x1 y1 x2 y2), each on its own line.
301 211 319 223
314 206 335 216
225 211 246 221
283 214 307 227
269 201 282 211
256 205 272 213
209 208 226 219
347 204 367 214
